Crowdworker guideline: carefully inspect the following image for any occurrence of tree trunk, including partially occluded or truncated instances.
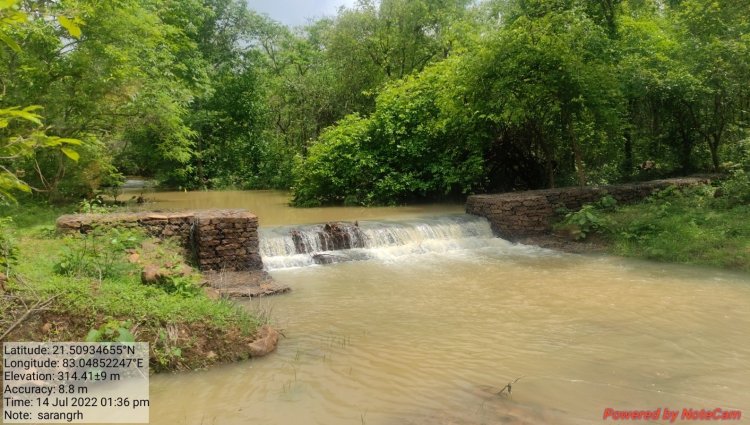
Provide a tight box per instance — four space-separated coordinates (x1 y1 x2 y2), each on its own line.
564 111 586 186
571 138 586 186
679 129 693 175
536 123 555 188
623 130 633 180
709 134 721 171
546 158 555 189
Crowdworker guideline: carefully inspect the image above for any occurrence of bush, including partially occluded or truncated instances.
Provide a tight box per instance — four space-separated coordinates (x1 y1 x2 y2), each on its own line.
77 198 116 214
597 183 750 271
292 58 486 206
720 138 750 171
161 274 202 297
85 320 135 343
138 237 203 297
54 227 143 281
21 136 120 202
714 169 750 208
557 195 617 240
100 167 126 201
291 114 375 206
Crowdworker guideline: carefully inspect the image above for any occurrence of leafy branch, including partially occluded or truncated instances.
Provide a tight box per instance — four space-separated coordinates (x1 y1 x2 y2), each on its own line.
0 0 84 203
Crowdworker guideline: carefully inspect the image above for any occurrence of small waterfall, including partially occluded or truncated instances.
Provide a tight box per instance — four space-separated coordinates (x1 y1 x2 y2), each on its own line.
259 214 496 270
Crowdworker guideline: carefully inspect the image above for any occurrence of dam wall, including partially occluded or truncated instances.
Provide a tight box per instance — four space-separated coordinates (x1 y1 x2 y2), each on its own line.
56 209 262 271
466 177 712 240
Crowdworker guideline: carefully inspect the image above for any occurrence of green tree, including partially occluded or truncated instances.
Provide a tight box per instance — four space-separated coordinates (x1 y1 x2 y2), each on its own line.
293 55 485 206
1 0 202 195
676 0 750 170
467 8 622 187
0 0 82 202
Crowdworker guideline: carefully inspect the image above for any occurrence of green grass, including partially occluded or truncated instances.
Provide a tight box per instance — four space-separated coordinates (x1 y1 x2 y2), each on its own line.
0 199 262 370
597 184 750 272
1 199 76 229
2 200 256 327
11 237 259 328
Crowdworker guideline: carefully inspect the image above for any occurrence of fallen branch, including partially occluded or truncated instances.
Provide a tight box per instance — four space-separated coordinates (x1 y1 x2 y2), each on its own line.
496 376 523 398
0 295 58 341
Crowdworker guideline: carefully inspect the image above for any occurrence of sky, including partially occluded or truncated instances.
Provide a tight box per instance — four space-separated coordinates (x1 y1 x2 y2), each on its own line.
246 0 359 27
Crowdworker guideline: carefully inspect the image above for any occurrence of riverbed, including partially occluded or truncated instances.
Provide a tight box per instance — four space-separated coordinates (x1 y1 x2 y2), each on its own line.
141 190 750 424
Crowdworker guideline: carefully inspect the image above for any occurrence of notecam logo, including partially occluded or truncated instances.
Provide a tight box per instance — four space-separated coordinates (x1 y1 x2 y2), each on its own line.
602 407 742 422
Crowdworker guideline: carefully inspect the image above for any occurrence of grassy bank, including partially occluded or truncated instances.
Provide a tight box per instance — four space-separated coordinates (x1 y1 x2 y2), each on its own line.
0 201 266 372
556 172 750 272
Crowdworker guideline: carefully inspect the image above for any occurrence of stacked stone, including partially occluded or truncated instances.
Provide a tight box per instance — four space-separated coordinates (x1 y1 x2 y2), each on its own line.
466 177 711 240
466 193 555 238
56 211 195 246
56 209 263 272
137 213 195 246
193 210 262 271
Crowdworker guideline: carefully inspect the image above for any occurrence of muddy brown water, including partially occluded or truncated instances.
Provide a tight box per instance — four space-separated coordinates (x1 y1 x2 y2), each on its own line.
127 190 464 226
140 190 750 424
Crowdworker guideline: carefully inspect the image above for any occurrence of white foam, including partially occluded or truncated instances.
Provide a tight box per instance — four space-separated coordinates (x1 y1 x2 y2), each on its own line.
257 215 555 270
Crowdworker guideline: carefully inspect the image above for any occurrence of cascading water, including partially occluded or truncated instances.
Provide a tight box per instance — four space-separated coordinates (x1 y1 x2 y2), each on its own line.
136 193 750 425
259 214 501 270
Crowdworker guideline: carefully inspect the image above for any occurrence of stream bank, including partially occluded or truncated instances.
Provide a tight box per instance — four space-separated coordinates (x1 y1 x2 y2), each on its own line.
0 203 281 372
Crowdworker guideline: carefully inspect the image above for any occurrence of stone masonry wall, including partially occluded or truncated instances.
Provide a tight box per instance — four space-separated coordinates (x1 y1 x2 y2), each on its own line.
466 177 712 240
192 211 262 271
56 210 262 272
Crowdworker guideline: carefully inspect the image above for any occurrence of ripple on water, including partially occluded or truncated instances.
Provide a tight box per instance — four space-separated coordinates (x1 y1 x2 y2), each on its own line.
148 223 750 425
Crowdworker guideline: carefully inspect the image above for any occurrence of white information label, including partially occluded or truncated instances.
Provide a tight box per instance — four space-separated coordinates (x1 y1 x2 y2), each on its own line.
2 342 149 423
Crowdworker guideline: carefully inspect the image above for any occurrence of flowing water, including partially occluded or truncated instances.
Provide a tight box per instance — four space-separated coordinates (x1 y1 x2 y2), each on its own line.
142 191 750 424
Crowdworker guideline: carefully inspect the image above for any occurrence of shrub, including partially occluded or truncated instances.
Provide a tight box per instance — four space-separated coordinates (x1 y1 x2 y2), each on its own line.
142 267 202 298
602 181 750 271
291 114 375 206
0 217 18 274
20 137 118 202
85 320 135 343
714 170 750 208
54 227 143 281
77 197 116 214
292 58 486 206
137 237 203 297
99 167 126 202
720 137 750 171
557 195 617 240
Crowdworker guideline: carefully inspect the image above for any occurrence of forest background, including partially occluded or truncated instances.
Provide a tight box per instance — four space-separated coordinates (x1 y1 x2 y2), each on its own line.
1 0 748 206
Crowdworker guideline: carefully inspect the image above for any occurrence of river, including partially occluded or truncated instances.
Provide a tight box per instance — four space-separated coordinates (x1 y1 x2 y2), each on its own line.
138 190 750 424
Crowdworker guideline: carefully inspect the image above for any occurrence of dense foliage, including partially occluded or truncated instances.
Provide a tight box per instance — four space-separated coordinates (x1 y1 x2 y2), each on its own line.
1 0 749 205
293 0 750 205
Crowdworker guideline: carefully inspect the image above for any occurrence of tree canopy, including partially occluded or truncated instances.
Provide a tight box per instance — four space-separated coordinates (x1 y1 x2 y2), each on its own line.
0 0 747 205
